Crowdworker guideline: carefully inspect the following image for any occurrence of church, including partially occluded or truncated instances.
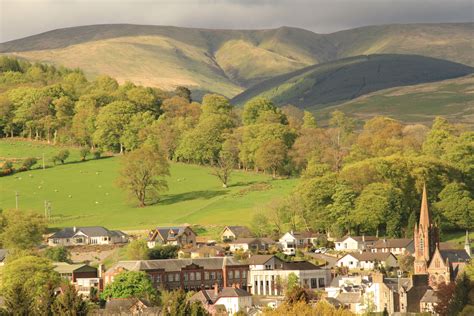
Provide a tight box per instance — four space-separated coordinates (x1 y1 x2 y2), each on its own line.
413 185 471 287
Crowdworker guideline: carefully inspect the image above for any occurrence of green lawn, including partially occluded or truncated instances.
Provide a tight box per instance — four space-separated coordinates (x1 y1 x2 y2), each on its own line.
0 140 297 230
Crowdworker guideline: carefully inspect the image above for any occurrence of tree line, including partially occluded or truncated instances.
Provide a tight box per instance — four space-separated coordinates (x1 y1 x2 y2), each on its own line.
0 56 472 236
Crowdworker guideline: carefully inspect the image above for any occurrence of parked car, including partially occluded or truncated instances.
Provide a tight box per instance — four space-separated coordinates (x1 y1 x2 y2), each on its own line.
314 247 327 254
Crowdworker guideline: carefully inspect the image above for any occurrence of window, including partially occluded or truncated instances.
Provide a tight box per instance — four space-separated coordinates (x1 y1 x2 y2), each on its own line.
190 272 195 281
168 274 174 282
235 270 240 279
227 270 233 279
265 265 272 270
242 271 247 278
318 278 325 287
175 273 180 281
210 272 216 280
311 278 317 288
217 272 222 280
155 275 161 283
204 272 209 280
196 273 201 281
184 273 188 281
53 239 59 244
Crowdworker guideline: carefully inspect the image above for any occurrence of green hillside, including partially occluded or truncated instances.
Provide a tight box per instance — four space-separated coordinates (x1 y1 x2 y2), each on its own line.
0 23 472 97
231 54 473 108
0 140 297 230
312 75 474 125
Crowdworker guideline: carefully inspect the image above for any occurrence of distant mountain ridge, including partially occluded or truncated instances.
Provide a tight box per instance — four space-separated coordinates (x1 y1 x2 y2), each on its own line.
0 23 472 97
231 54 474 108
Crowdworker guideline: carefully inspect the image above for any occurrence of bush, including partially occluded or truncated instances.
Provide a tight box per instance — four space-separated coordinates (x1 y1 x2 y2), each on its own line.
56 150 70 164
22 157 37 170
79 148 90 161
44 246 71 263
148 245 179 260
1 161 14 176
92 150 101 159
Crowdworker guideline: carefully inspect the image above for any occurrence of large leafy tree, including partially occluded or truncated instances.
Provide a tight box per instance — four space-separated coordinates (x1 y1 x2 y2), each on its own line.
52 283 88 315
101 271 158 302
255 139 287 178
0 209 46 250
117 144 170 207
435 183 473 230
2 255 60 313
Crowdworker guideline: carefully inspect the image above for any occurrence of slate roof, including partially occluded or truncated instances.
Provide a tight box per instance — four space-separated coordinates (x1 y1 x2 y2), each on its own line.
49 226 127 239
179 245 224 255
290 231 320 239
420 289 439 303
53 262 97 274
371 238 413 249
439 249 470 263
223 226 252 238
0 249 7 262
246 255 276 265
281 260 320 271
107 257 245 273
189 287 251 305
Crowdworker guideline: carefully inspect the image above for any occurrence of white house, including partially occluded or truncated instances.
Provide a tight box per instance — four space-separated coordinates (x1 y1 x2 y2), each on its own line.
228 238 275 253
334 235 378 252
189 286 252 315
279 231 320 255
48 226 128 246
247 255 331 296
337 252 398 270
221 226 253 241
369 238 414 255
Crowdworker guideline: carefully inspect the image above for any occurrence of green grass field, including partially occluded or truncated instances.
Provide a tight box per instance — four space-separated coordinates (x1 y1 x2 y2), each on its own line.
0 140 297 230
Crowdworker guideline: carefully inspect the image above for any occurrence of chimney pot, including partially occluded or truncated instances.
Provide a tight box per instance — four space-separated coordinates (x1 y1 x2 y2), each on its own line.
214 283 219 295
73 226 77 233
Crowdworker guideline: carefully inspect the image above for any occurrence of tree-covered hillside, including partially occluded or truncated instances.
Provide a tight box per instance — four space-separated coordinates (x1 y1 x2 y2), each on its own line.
0 56 472 237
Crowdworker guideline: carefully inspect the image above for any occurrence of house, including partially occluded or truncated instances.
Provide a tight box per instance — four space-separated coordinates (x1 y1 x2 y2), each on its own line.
147 226 196 249
279 231 320 255
334 235 378 252
420 289 439 314
228 238 275 253
189 286 252 315
336 252 398 270
370 238 414 255
334 292 363 314
0 249 7 266
48 226 128 247
221 226 252 242
53 262 102 296
104 257 249 291
325 275 368 299
247 255 331 296
104 298 157 315
178 245 225 259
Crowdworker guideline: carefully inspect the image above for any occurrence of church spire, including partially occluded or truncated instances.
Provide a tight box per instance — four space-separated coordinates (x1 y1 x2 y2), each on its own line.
419 183 430 230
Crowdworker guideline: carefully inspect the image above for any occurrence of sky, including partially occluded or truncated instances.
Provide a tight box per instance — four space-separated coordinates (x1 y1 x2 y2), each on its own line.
0 0 473 42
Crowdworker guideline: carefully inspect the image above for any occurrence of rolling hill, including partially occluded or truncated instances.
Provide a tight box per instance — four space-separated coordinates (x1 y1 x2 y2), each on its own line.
0 23 472 97
312 74 474 125
231 54 474 108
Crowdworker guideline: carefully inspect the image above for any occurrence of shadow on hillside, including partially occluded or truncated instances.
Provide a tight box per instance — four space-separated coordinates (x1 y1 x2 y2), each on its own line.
229 180 260 188
159 190 227 205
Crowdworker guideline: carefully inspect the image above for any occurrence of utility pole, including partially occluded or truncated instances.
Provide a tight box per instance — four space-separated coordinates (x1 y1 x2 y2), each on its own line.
15 191 19 210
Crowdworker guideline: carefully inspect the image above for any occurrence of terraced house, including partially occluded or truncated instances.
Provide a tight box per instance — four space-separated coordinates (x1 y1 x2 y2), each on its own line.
104 257 249 291
147 226 197 248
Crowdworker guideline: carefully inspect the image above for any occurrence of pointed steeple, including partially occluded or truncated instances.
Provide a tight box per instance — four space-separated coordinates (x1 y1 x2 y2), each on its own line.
419 183 430 230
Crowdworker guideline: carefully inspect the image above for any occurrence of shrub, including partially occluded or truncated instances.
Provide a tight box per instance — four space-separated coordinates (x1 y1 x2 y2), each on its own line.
148 245 179 260
1 161 14 176
22 157 37 170
56 150 70 164
79 148 90 161
92 150 101 159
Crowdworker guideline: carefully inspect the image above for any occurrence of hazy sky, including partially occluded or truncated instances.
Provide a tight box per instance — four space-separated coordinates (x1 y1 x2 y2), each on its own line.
1 0 472 42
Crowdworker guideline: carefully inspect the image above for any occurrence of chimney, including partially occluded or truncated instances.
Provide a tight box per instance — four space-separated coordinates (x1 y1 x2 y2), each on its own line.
372 272 384 284
222 256 228 288
362 234 365 242
73 226 77 233
214 283 219 296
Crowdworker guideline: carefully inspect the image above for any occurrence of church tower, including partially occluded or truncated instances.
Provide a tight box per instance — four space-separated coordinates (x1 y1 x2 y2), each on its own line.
413 184 439 274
